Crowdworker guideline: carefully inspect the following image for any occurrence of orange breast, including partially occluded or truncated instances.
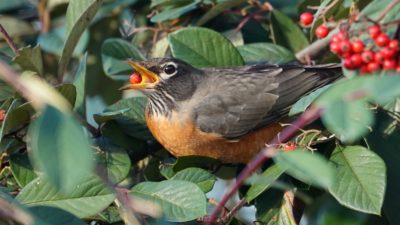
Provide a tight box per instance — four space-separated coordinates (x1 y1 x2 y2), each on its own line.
145 111 282 163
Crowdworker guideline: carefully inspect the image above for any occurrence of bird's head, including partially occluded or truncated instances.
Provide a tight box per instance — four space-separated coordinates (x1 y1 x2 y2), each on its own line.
120 58 200 93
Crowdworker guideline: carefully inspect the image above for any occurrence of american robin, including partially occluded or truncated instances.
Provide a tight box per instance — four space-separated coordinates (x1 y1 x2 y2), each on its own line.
121 58 342 163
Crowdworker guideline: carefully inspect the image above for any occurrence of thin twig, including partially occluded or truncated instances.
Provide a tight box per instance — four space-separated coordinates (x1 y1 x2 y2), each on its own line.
206 107 323 225
37 0 50 33
0 24 18 55
0 59 99 137
376 0 400 22
295 35 332 63
221 198 247 223
0 198 34 225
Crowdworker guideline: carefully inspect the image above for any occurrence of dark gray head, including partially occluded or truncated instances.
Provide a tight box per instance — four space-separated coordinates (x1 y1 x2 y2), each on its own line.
121 58 204 115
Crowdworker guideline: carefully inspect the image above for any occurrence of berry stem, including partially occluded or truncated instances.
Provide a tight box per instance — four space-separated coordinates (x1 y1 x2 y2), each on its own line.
295 30 335 63
376 0 400 22
0 24 18 55
206 107 323 225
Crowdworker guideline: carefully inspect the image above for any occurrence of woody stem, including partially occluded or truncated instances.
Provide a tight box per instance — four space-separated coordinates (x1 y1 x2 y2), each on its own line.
206 106 322 225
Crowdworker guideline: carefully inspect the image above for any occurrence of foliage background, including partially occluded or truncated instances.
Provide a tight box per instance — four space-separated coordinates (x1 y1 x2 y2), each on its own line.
1 0 400 225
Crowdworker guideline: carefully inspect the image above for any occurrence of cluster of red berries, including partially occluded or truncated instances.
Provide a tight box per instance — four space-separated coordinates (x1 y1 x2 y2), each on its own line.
130 72 142 84
300 12 400 73
299 12 330 38
329 25 400 73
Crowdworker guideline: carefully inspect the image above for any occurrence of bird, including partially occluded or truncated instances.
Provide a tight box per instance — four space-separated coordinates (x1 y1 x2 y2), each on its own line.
120 58 342 163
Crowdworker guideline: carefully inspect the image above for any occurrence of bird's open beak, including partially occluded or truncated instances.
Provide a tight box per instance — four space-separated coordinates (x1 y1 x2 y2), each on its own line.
119 60 160 90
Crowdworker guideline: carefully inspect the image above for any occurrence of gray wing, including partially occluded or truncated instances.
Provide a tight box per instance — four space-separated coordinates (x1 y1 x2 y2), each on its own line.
193 64 341 139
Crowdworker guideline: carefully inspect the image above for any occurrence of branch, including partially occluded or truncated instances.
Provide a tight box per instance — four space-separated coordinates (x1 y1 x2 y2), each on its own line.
0 24 18 55
206 106 322 225
0 198 34 225
95 166 161 225
0 59 99 136
376 0 400 22
295 36 332 64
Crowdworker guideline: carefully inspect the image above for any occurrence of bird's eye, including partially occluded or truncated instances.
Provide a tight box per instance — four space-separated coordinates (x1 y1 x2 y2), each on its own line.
163 64 177 75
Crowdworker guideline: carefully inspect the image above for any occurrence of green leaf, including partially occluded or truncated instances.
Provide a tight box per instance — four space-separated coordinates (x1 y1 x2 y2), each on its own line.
169 27 244 67
237 43 295 64
172 156 220 172
170 168 217 193
100 97 152 140
329 145 386 215
9 153 37 187
94 108 131 124
29 206 86 225
16 176 115 218
321 99 373 142
365 74 400 105
270 10 309 52
56 84 77 107
131 180 207 222
28 105 94 192
100 121 148 163
360 0 400 23
196 0 246 26
13 45 43 75
150 0 192 8
0 80 15 102
58 0 103 76
38 26 89 57
305 195 368 225
95 137 132 183
314 76 400 142
151 0 201 22
367 111 400 225
256 190 297 225
150 36 170 58
274 149 334 188
245 164 285 202
18 71 72 112
0 99 24 143
222 29 244 47
0 0 31 12
101 38 145 80
289 85 331 116
73 53 87 117
0 16 35 39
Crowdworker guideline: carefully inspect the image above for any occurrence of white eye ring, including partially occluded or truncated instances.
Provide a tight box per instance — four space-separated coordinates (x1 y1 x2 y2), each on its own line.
161 62 178 78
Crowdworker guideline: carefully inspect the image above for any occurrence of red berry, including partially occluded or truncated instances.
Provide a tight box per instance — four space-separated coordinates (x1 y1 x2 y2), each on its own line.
383 60 397 70
369 25 381 39
0 110 5 122
339 40 352 54
351 40 364 53
396 66 400 73
129 72 142 84
367 62 380 72
361 50 374 63
381 47 396 59
374 51 385 64
375 33 390 47
300 12 314 26
330 42 341 54
360 65 370 74
331 32 348 43
389 40 399 50
283 142 297 152
350 54 363 68
315 25 329 38
343 58 354 69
